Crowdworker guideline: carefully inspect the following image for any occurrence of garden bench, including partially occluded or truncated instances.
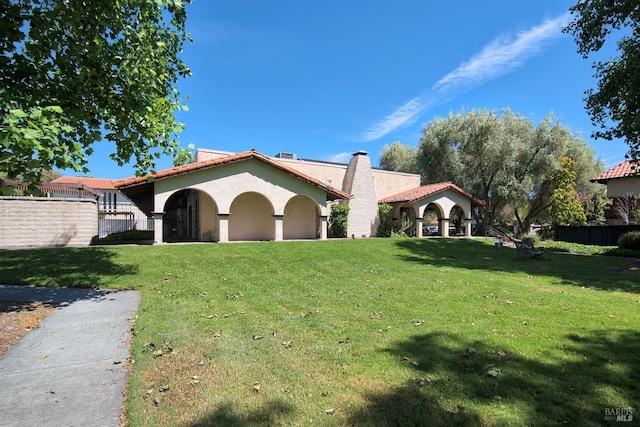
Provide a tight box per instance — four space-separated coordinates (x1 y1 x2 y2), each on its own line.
515 240 544 259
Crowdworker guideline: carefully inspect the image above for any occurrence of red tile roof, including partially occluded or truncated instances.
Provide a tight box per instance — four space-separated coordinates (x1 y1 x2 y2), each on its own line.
591 160 640 183
52 177 116 190
379 181 485 206
113 150 351 200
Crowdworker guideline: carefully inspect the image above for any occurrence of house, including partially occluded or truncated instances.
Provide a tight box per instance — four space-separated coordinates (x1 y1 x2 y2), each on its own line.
591 160 640 225
590 160 640 197
51 176 151 237
114 148 482 243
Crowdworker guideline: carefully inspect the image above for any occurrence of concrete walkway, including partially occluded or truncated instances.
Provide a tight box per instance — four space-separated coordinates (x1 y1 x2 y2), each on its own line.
0 285 140 427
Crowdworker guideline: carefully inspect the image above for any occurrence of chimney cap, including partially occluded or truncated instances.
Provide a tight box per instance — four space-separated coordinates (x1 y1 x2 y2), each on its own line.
352 150 368 156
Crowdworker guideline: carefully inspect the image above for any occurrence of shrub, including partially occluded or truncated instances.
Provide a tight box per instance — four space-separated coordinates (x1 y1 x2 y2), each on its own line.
328 204 349 238
93 230 154 244
522 233 540 244
536 225 554 241
376 204 393 237
617 231 640 251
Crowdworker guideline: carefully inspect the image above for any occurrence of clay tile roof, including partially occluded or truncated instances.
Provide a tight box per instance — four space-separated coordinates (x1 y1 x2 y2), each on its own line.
112 150 350 200
591 160 640 183
52 176 116 190
379 181 485 207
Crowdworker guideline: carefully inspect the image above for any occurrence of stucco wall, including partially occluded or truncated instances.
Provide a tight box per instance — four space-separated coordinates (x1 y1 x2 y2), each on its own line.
274 156 421 200
0 197 98 249
284 195 319 239
606 177 640 198
154 159 330 216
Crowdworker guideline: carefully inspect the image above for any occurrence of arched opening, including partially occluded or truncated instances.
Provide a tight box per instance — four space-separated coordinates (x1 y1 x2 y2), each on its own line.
449 205 466 236
283 195 319 240
229 192 275 241
164 189 200 242
422 205 441 236
394 203 417 236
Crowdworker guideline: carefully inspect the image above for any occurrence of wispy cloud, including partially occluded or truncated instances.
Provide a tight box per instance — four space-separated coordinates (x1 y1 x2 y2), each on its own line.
326 152 352 163
360 13 571 142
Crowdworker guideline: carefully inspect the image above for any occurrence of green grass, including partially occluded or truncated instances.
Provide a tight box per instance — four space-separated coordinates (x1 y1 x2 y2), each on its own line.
1 238 639 426
539 239 640 257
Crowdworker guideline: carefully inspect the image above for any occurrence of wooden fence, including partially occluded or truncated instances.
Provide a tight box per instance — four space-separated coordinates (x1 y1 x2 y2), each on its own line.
554 225 640 246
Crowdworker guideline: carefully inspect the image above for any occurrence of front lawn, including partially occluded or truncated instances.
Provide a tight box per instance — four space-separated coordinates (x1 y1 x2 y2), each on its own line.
1 238 638 426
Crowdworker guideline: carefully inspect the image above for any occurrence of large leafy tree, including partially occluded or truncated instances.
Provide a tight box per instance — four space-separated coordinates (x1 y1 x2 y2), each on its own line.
1 0 192 185
378 141 420 176
563 0 640 160
415 109 602 235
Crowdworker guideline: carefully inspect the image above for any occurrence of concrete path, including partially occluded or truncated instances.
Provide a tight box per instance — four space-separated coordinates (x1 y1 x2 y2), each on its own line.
0 285 140 427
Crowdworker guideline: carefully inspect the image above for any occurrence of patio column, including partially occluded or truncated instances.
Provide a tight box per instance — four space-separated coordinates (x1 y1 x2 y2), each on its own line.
274 214 284 241
465 218 472 237
218 214 229 242
320 215 328 240
416 217 424 238
151 212 164 244
441 218 450 237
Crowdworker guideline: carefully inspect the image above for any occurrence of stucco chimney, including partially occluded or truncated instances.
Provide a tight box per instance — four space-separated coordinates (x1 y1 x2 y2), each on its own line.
342 151 379 237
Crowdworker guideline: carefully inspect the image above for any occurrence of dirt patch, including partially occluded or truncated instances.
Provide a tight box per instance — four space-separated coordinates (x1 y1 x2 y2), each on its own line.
0 301 57 357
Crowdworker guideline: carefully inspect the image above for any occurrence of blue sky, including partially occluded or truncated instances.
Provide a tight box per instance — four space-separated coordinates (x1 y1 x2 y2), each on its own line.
66 0 631 179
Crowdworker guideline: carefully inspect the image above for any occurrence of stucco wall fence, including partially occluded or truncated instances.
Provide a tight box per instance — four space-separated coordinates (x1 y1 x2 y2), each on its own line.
0 196 98 249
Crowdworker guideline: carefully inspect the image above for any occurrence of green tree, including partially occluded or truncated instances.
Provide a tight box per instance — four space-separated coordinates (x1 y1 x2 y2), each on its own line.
551 157 587 226
328 204 349 238
417 109 600 235
379 141 420 175
376 203 393 237
563 0 640 160
1 0 192 185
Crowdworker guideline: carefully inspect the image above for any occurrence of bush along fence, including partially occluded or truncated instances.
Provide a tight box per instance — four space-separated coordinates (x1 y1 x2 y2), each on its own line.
555 225 640 246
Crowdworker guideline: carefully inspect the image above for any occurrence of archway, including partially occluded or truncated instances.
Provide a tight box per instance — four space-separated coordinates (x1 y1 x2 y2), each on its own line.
422 204 441 236
395 203 417 236
229 192 275 241
164 189 197 242
449 205 466 236
283 195 319 239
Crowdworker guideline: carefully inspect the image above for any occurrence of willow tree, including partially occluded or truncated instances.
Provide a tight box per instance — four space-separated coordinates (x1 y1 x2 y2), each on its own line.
417 109 601 235
1 0 192 185
378 141 420 175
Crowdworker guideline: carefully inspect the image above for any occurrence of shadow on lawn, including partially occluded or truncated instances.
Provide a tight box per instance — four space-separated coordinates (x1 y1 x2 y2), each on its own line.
0 247 138 288
190 400 294 427
348 329 640 426
395 239 640 293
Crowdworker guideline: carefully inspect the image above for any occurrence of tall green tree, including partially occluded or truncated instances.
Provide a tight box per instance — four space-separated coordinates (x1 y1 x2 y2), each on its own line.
563 0 640 160
417 109 601 235
1 0 192 185
550 156 587 226
379 141 420 175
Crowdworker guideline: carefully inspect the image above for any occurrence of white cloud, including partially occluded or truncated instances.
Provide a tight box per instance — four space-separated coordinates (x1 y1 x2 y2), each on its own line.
360 13 571 142
359 95 431 142
326 152 352 163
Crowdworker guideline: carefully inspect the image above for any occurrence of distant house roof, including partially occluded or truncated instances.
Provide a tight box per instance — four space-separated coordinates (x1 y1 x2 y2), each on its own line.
113 150 351 215
51 177 116 190
0 179 102 198
379 181 485 207
591 160 640 184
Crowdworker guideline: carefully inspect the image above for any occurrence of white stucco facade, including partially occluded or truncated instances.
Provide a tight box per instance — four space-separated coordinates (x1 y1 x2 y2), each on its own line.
116 149 480 244
605 177 640 198
148 158 335 243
